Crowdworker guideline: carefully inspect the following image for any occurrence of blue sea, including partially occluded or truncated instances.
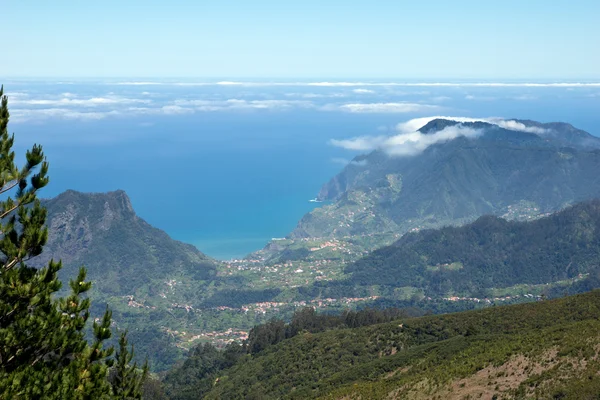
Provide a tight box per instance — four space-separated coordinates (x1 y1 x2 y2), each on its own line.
5 79 600 259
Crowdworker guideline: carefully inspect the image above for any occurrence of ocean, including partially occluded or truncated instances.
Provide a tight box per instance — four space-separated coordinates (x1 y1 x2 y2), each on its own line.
5 79 600 259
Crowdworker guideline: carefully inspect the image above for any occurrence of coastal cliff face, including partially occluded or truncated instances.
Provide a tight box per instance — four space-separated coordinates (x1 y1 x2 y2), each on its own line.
292 119 600 240
34 190 217 295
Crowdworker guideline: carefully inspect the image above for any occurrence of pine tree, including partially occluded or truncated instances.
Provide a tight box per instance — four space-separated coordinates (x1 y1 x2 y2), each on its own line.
111 332 148 400
0 86 116 399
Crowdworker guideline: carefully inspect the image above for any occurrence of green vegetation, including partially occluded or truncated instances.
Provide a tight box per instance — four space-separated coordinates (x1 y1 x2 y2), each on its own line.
163 306 422 399
37 191 600 374
166 290 600 399
111 333 149 400
344 200 600 296
0 86 144 399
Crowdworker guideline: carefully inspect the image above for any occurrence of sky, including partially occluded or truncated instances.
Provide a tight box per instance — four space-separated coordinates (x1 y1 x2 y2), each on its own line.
3 0 600 79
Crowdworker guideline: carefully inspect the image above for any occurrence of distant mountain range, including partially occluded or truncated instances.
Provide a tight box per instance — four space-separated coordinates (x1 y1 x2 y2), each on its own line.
291 119 600 239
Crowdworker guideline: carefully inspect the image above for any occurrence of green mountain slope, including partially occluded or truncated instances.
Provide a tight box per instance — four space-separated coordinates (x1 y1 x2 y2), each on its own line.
31 190 221 371
193 290 600 399
36 190 217 295
291 119 600 240
341 199 600 297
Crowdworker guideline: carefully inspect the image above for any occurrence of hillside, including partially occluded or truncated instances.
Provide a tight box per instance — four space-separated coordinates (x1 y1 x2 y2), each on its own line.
31 190 221 370
341 199 600 297
233 199 600 316
171 290 600 400
32 192 600 373
291 119 600 240
34 190 324 372
36 190 217 295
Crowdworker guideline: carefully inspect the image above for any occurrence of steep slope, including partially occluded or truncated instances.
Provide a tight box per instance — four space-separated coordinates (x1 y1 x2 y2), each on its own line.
193 290 600 400
292 119 600 239
34 190 217 295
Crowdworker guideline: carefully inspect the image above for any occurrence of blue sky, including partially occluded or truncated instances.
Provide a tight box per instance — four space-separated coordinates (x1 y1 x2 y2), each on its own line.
3 0 600 79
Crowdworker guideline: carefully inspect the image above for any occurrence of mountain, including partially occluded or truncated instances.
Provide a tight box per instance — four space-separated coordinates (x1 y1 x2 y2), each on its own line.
31 190 220 371
35 190 217 295
291 119 600 239
168 290 600 400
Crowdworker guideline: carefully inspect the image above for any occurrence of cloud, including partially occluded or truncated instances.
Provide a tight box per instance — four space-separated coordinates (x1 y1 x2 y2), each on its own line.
9 94 317 122
331 115 553 157
113 81 165 86
331 125 481 156
284 92 347 99
6 92 30 99
11 95 150 107
492 119 547 134
174 98 315 111
331 157 368 166
351 159 368 166
332 102 439 113
396 116 549 135
513 94 538 101
331 157 351 165
465 94 497 101
111 81 600 88
11 108 121 122
352 89 375 94
330 137 387 151
395 116 483 133
160 105 194 115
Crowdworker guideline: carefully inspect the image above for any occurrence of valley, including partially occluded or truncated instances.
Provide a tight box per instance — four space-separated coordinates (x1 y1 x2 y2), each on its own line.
31 118 600 375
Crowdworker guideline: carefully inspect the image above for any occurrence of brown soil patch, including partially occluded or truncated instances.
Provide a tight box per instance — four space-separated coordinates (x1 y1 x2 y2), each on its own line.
386 350 559 400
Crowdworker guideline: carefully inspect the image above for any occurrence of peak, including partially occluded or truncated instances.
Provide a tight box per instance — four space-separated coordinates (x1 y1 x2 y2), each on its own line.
56 189 129 200
418 119 460 134
48 189 135 215
417 119 495 134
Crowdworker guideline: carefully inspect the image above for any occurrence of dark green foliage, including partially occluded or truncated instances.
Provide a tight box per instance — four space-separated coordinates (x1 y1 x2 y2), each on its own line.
164 306 423 399
246 306 420 355
140 376 167 400
122 327 182 373
111 332 148 399
0 86 116 398
0 86 146 399
344 199 600 295
163 343 245 400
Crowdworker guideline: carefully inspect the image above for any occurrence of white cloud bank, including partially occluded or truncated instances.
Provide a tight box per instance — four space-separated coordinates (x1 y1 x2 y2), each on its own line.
331 125 481 156
331 116 550 156
330 102 439 113
12 96 151 107
110 81 600 88
352 89 375 94
395 116 548 135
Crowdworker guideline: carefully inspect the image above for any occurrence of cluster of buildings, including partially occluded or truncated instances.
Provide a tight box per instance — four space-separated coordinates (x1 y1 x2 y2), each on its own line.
235 296 381 314
166 328 250 349
122 295 156 310
443 294 541 303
